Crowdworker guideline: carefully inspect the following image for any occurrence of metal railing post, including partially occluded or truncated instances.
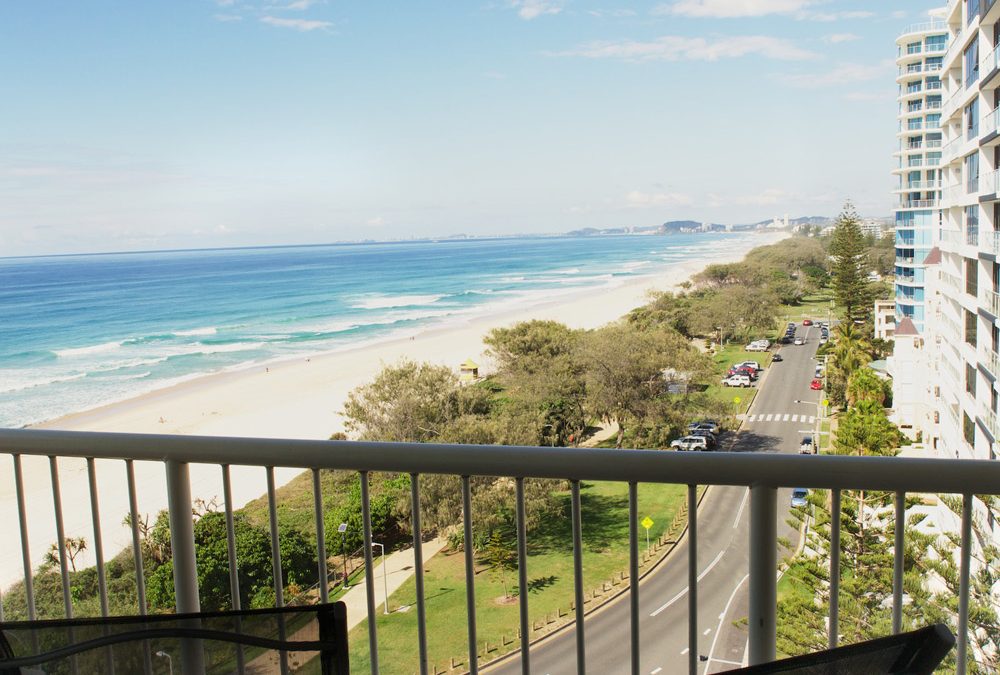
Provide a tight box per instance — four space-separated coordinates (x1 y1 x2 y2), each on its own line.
957 493 973 675
461 476 479 675
748 485 777 665
13 455 36 621
893 491 905 634
829 489 841 650
570 480 585 675
629 481 639 675
688 484 698 675
165 460 204 674
360 471 380 675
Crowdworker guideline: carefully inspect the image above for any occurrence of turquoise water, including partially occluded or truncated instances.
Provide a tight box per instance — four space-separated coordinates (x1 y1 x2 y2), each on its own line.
0 233 751 428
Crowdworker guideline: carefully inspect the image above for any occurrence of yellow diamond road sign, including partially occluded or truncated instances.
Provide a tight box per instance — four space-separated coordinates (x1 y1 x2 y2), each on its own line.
733 396 741 405
641 516 654 530
822 399 830 407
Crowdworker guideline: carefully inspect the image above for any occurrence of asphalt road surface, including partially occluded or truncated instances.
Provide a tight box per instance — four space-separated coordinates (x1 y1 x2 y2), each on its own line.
488 324 823 675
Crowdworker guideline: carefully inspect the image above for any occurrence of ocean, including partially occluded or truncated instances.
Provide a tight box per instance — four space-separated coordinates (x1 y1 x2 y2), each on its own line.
0 233 751 429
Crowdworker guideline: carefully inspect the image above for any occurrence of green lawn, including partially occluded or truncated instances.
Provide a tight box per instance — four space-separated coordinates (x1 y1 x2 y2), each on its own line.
780 292 837 326
347 480 687 674
703 344 770 417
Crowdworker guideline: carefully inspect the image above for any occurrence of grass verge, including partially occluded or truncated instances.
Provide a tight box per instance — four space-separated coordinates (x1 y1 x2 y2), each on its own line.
347 480 687 674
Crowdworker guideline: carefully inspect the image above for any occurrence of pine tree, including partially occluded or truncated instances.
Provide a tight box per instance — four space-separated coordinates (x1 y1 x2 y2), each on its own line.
829 202 874 324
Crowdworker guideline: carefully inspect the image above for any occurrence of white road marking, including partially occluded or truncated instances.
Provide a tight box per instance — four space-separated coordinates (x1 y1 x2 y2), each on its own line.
809 415 815 423
747 414 756 422
650 550 726 616
765 413 773 421
733 488 749 529
681 647 690 655
703 573 751 671
651 668 663 674
703 628 711 635
782 413 790 421
712 658 744 667
793 414 800 422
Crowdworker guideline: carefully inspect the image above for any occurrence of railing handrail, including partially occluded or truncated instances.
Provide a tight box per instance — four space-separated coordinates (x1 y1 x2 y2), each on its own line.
3 428 1000 494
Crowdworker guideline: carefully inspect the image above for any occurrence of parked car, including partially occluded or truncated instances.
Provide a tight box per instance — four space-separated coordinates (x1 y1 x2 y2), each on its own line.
722 374 752 387
790 488 809 507
670 435 709 451
689 429 717 448
794 337 805 345
736 360 761 371
802 319 813 326
780 336 793 344
727 367 758 380
772 353 783 362
688 420 721 434
745 341 769 352
787 322 796 329
799 436 814 454
810 378 823 390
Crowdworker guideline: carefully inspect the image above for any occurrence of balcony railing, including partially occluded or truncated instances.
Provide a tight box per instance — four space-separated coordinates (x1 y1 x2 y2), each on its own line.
0 427 998 674
986 230 1000 255
928 80 944 91
898 198 938 208
979 169 1000 196
982 289 1000 316
981 43 1000 78
981 403 1000 439
899 20 948 37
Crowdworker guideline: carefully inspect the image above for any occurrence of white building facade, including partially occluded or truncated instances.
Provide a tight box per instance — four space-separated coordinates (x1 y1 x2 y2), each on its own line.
892 1 1000 462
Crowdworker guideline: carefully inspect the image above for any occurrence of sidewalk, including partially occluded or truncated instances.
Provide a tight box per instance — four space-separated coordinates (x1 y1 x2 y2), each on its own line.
340 537 448 629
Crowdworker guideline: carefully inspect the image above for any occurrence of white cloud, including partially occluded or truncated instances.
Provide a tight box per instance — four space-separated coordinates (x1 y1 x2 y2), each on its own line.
824 32 860 44
775 61 891 87
214 13 243 22
587 8 637 18
214 0 237 6
367 216 386 227
654 1 874 21
625 190 693 208
803 10 873 21
656 0 817 18
284 0 321 9
555 35 815 62
510 0 564 20
260 16 332 31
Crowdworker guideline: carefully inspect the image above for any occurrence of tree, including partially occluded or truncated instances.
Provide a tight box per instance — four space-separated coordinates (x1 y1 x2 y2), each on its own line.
581 322 708 447
484 321 588 447
829 202 874 324
480 530 518 599
343 360 460 442
826 323 875 407
42 537 87 573
146 510 317 611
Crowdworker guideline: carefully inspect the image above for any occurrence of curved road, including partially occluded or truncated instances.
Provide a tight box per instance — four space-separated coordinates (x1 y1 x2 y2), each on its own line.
489 324 822 674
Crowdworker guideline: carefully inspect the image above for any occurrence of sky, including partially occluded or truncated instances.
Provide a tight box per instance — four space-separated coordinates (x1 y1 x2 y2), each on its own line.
1 0 945 256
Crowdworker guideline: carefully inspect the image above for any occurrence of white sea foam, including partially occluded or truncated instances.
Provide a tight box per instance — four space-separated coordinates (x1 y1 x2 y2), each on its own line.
0 372 86 395
193 342 266 355
174 326 218 337
54 341 122 358
350 294 445 310
622 260 651 270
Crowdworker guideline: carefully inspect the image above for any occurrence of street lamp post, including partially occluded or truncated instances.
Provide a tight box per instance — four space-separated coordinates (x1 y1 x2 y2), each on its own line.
155 650 173 675
338 522 348 590
371 542 389 614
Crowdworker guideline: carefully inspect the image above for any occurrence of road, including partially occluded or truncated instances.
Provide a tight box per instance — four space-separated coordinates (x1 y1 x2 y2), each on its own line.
488 324 823 675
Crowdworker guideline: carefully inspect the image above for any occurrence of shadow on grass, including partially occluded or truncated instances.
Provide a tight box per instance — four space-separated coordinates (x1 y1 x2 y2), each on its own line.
514 575 558 596
527 488 629 556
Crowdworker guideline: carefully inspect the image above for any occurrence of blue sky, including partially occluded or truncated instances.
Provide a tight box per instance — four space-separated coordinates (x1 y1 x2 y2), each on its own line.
1 0 942 255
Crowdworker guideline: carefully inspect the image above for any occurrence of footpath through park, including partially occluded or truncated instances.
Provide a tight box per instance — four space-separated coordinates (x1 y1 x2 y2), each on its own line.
340 537 448 629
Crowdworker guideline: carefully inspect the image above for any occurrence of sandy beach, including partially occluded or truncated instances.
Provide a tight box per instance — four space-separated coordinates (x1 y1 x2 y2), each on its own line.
1 232 785 589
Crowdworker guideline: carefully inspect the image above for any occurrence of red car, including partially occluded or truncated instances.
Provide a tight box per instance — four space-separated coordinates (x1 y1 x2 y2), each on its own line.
810 378 823 390
802 319 813 326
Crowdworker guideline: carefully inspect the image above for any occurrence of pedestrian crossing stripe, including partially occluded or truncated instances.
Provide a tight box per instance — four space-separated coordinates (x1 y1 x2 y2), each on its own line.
746 414 815 424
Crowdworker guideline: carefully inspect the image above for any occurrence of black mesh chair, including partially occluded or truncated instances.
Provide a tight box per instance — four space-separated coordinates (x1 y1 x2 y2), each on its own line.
0 601 348 674
722 623 955 674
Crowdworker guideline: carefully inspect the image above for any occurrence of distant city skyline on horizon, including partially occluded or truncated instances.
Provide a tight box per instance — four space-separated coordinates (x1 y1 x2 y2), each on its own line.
1 0 938 256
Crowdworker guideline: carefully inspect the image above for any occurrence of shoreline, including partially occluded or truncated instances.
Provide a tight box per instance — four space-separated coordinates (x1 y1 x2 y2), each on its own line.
3 231 787 588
